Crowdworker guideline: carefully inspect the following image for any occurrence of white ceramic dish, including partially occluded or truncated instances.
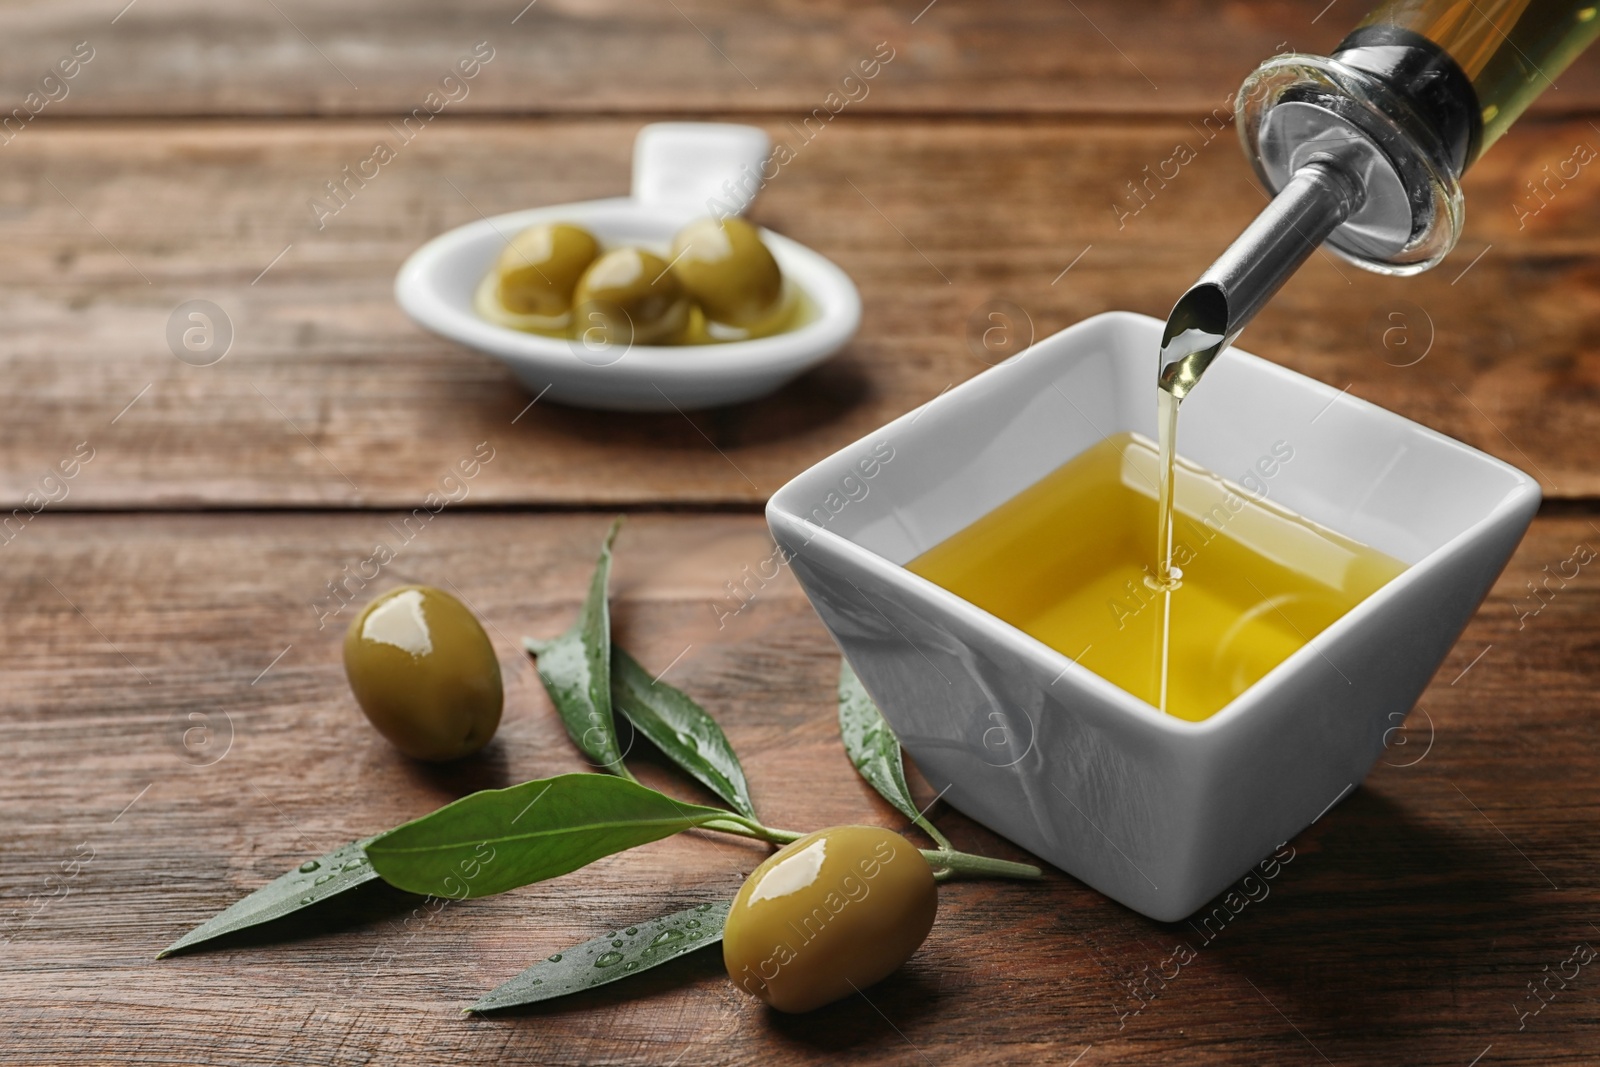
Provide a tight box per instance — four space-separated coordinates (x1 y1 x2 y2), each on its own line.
767 311 1539 921
394 123 862 411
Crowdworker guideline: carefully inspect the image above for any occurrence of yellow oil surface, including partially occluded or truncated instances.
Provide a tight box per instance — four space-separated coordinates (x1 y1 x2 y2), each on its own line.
906 434 1407 722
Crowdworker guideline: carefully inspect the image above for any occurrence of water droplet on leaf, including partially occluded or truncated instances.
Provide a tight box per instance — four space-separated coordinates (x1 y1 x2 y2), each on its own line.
298 861 320 873
594 951 624 968
648 928 686 950
547 953 562 963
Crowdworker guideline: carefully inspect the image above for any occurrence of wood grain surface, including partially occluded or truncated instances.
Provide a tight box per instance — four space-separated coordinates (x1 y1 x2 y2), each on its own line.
3 1 1598 1064
4 0 1599 118
1 115 1599 506
0 512 1595 1066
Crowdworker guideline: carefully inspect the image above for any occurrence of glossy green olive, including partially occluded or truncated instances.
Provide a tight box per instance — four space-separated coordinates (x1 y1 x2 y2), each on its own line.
493 222 600 317
570 247 690 345
343 586 503 762
724 825 937 1013
669 217 784 327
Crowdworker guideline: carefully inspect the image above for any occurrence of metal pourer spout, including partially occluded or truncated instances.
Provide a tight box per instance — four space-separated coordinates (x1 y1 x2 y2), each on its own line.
1158 160 1365 401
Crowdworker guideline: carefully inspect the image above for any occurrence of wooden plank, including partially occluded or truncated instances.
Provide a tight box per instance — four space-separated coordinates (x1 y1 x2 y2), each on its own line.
0 510 1594 1064
3 1 1598 119
0 115 1598 510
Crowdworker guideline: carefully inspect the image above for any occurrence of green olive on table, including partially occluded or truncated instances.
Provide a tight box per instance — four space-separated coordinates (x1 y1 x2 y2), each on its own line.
723 825 937 1013
343 586 503 762
669 217 786 329
570 247 691 345
493 222 600 317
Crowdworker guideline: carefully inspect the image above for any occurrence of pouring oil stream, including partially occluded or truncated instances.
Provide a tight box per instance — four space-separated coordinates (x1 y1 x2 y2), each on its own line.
1151 162 1360 712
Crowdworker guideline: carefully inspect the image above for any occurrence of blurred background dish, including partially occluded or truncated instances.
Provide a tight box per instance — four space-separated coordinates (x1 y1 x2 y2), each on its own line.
395 123 861 411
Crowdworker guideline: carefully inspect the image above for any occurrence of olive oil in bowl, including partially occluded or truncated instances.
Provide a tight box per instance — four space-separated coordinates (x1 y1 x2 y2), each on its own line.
906 434 1406 722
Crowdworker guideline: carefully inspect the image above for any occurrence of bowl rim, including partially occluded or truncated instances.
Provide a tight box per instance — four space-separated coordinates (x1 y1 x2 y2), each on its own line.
768 310 1541 739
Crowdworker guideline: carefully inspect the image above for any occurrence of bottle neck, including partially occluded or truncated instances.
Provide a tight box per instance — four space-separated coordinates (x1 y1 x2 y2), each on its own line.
1331 24 1481 177
1349 0 1600 156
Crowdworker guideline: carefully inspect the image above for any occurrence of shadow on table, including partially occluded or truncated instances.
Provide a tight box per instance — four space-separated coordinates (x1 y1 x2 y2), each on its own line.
1156 785 1558 1030
390 738 519 798
529 358 874 453
762 968 945 1055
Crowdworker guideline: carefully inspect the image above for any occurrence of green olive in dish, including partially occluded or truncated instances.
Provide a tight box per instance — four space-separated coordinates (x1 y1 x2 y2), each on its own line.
570 247 691 345
669 217 788 331
494 222 600 318
343 586 503 762
723 825 938 1013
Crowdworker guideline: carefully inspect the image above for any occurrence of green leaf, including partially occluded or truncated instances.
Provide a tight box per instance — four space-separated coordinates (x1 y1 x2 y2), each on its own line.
365 774 733 899
612 646 757 820
838 659 948 847
525 518 626 775
469 899 731 1013
157 837 378 958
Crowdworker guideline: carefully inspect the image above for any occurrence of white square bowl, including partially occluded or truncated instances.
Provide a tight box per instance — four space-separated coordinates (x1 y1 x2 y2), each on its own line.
766 311 1538 921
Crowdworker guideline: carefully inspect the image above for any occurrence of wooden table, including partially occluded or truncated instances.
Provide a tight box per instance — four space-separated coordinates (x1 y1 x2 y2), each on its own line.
2 3 1596 1064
